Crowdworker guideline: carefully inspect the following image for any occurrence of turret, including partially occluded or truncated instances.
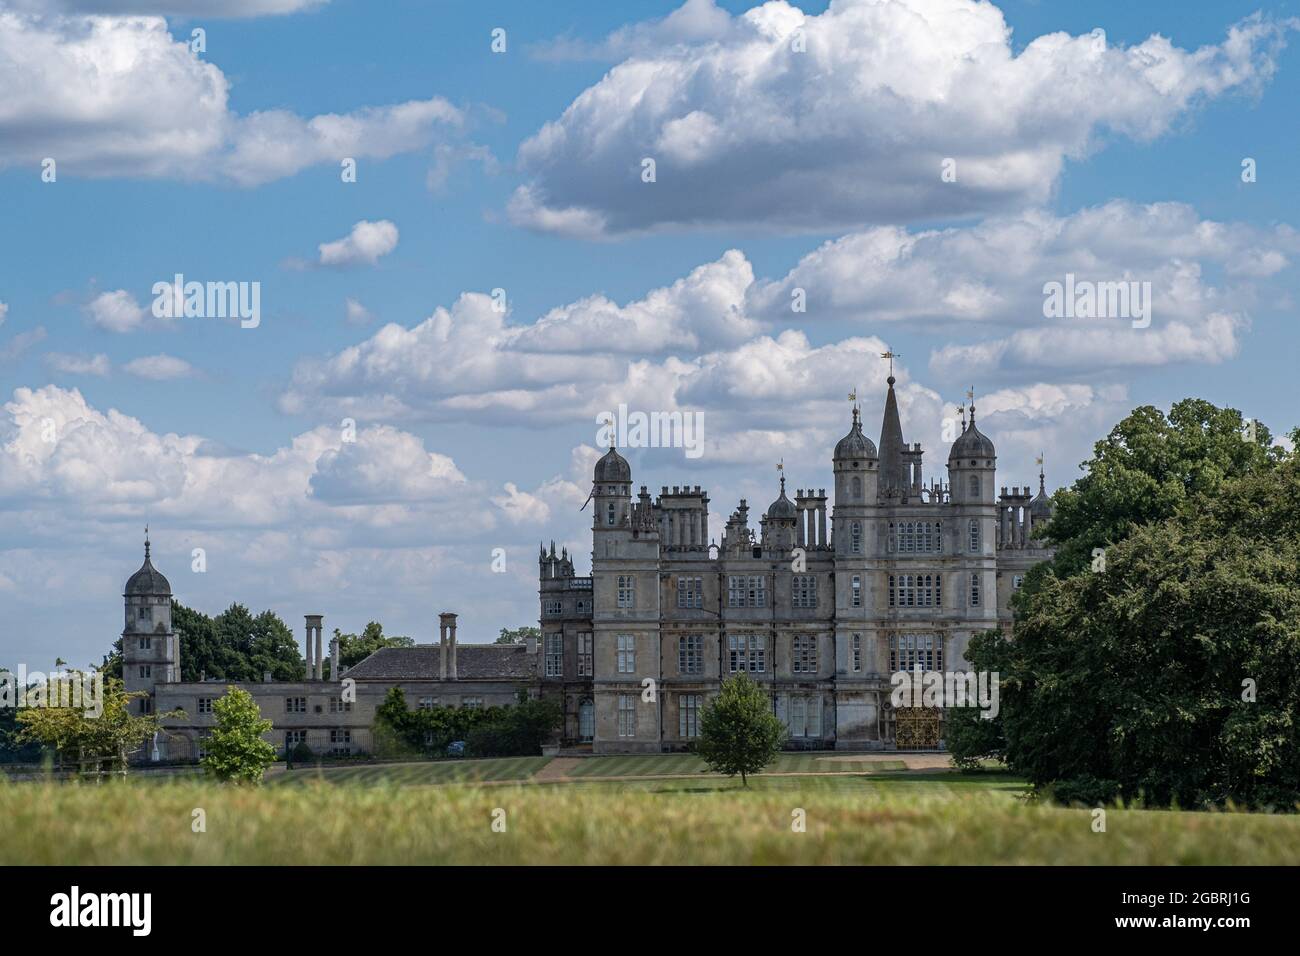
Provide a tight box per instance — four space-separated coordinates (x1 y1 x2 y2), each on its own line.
121 530 178 712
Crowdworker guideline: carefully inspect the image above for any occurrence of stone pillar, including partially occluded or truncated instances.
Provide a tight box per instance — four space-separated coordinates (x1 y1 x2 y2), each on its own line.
817 497 828 549
330 635 340 682
448 613 458 681
439 619 448 680
314 620 323 681
303 615 318 680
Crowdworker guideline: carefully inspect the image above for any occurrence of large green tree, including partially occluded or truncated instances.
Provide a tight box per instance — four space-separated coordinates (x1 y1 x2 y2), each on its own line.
695 674 787 786
976 399 1300 809
200 686 278 785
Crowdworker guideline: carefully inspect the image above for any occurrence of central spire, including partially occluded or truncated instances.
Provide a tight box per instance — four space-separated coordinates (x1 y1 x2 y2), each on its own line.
878 372 908 493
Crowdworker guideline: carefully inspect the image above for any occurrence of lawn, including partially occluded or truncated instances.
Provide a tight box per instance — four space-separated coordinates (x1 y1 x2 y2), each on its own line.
3 767 1299 864
267 756 551 787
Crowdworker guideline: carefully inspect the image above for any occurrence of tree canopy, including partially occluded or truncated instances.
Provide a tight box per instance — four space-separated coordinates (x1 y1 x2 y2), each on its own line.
963 399 1300 809
695 673 786 785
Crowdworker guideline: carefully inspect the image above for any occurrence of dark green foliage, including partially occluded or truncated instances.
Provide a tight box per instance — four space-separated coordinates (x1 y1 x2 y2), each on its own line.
495 626 541 645
335 622 414 669
695 673 787 785
289 741 314 763
374 688 560 758
991 400 1300 809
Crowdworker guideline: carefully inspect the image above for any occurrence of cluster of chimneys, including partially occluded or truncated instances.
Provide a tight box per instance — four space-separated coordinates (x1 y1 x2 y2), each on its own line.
303 614 340 682
298 610 469 682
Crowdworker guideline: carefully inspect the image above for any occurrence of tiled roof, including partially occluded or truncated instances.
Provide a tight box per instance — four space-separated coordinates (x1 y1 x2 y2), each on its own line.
344 644 537 681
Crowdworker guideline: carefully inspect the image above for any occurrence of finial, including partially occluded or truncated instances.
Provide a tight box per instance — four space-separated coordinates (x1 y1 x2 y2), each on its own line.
881 350 900 384
958 403 967 433
144 524 150 560
967 386 976 425
603 416 615 449
1036 453 1045 492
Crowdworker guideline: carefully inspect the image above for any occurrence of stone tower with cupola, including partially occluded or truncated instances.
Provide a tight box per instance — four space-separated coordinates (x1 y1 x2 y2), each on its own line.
121 531 179 713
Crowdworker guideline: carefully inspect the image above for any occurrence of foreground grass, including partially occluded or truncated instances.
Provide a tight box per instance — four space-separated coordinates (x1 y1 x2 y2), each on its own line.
269 756 550 787
3 774 1299 865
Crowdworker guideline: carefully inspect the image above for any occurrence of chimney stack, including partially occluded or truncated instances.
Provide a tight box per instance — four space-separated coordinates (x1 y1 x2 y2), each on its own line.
305 615 323 681
525 634 537 655
440 611 458 681
330 635 340 682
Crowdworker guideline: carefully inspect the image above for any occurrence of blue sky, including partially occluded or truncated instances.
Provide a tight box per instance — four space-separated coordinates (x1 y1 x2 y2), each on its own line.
2 0 1299 669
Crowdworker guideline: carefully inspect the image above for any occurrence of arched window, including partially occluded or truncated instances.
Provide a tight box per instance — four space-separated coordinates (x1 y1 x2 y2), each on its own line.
968 475 980 499
851 475 862 499
850 522 862 554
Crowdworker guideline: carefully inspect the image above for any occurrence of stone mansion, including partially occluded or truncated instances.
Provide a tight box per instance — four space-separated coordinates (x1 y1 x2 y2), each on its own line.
119 374 1053 760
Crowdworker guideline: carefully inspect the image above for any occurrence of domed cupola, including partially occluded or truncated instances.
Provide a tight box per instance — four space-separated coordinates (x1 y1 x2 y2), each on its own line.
948 403 996 461
593 446 631 483
125 533 171 596
1030 462 1053 519
765 475 798 520
834 406 878 460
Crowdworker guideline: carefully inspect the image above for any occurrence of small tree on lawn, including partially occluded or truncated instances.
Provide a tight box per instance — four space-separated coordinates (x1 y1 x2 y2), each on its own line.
201 686 278 785
695 673 787 786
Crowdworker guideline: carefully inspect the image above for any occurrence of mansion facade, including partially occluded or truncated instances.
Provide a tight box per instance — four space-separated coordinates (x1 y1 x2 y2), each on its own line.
540 375 1053 752
117 374 1052 760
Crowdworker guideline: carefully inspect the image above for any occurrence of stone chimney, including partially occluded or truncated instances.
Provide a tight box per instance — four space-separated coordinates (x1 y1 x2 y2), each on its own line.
525 634 538 655
330 635 340 682
439 611 458 681
305 614 324 681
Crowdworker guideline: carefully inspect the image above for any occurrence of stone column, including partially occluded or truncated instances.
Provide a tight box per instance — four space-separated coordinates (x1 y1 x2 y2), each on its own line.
439 619 448 680
303 615 315 680
817 499 828 550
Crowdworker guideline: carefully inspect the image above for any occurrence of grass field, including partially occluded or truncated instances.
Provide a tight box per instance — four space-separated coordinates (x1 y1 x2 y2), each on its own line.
4 758 1300 864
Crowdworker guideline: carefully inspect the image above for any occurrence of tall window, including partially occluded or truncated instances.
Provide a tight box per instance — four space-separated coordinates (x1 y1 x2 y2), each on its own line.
850 522 862 554
851 575 862 607
545 633 564 677
617 575 635 608
888 573 941 607
970 572 981 607
889 634 943 672
968 475 980 499
606 502 616 526
544 599 563 616
728 635 765 673
678 635 703 675
792 575 818 608
851 476 862 499
786 695 823 738
139 636 151 650
727 575 767 608
792 635 818 674
286 696 306 714
618 694 636 737
617 634 636 673
578 699 594 742
892 521 941 553
968 519 980 553
577 632 593 677
679 694 701 738
851 634 862 672
676 576 703 609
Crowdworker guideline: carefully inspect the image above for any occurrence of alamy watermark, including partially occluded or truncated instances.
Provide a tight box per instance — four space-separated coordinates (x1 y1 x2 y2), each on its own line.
890 666 999 719
0 667 103 718
596 403 704 459
1043 273 1151 329
151 273 260 328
